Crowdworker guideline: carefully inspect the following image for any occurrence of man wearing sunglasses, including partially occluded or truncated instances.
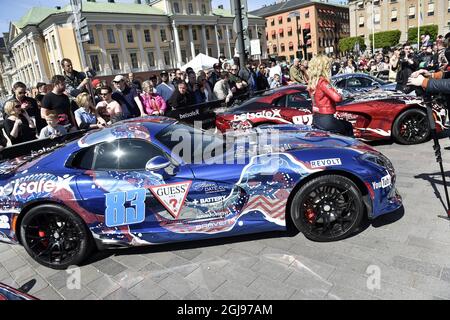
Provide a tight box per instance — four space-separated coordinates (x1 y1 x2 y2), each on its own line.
111 75 146 119
6 82 45 134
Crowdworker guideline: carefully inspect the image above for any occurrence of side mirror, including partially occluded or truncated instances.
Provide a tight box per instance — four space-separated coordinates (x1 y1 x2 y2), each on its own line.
145 156 171 171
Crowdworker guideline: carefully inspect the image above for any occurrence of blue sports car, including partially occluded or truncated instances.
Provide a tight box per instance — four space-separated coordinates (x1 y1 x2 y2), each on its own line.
332 73 397 94
0 117 402 269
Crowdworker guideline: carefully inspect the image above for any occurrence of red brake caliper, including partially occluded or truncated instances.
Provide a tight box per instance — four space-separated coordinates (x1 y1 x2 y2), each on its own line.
305 208 316 224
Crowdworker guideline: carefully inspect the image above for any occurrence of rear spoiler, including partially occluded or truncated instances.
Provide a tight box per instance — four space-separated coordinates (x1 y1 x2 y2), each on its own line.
0 131 86 161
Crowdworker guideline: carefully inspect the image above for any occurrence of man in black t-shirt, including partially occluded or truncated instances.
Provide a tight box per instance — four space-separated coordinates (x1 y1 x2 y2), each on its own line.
41 75 76 128
7 82 45 134
111 75 145 119
331 59 341 76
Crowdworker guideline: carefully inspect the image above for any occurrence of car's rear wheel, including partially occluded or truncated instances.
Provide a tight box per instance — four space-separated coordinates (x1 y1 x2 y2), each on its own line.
290 175 364 242
20 204 93 270
392 109 430 145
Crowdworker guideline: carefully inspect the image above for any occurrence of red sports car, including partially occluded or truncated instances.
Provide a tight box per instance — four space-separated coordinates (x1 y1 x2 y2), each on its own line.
215 85 447 145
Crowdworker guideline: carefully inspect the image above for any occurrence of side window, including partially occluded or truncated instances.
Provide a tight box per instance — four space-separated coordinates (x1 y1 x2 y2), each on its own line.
114 140 165 170
335 79 347 89
356 76 374 87
70 140 166 171
286 92 311 109
346 77 363 88
274 95 287 107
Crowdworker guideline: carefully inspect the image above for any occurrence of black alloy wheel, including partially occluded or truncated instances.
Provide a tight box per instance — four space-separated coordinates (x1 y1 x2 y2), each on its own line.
20 204 93 269
392 109 430 145
291 175 364 242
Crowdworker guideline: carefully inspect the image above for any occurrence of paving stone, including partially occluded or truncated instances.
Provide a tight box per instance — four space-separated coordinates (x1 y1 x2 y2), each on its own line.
412 274 450 299
86 275 120 299
146 252 198 277
92 258 127 277
128 277 167 300
158 292 180 300
113 270 145 289
185 266 227 292
111 254 152 271
2 255 28 272
23 274 49 295
59 286 93 300
441 267 450 283
104 288 138 300
391 256 442 278
250 257 293 282
248 276 296 300
139 261 172 283
214 280 260 300
0 248 18 262
47 271 70 290
34 286 63 300
79 265 103 285
0 266 9 280
157 272 198 298
326 285 379 300
35 265 60 279
10 266 39 285
220 248 260 269
172 248 203 261
284 268 333 299
208 262 258 287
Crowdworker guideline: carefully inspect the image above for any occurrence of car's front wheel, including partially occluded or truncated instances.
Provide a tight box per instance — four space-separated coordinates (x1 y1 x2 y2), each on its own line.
20 204 94 269
290 175 364 242
392 108 430 145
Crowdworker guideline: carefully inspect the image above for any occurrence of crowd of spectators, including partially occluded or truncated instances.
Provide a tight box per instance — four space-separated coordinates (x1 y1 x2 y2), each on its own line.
0 33 448 150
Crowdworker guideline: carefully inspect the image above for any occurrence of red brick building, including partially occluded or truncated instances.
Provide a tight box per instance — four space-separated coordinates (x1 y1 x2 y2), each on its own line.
250 0 350 61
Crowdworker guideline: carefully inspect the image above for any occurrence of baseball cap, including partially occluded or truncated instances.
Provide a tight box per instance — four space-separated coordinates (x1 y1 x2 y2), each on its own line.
160 71 168 76
91 79 101 87
113 75 125 83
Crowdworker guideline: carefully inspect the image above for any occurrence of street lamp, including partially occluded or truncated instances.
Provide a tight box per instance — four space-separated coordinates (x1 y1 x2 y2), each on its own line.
288 11 302 60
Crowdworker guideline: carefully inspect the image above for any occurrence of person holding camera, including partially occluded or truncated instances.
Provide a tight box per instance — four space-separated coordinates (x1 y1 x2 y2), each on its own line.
407 33 450 95
61 58 91 98
3 99 36 145
395 43 419 92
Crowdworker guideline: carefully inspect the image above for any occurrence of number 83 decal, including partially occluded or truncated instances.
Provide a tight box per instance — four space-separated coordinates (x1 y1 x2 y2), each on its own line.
105 189 147 227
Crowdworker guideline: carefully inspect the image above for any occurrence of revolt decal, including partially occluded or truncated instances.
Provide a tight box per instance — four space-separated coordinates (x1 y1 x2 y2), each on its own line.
310 158 342 168
149 181 192 219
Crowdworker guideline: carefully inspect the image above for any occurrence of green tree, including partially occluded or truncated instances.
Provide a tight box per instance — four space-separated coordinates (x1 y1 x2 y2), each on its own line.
408 25 438 44
339 36 366 53
369 30 401 49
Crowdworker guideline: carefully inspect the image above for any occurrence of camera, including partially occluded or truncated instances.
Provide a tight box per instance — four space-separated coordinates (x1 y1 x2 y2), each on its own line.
85 68 96 79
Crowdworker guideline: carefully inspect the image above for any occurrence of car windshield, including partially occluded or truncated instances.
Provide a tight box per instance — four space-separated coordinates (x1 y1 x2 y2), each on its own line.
155 123 225 163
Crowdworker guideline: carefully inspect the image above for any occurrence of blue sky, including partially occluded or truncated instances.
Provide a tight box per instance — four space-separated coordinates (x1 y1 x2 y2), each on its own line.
0 0 272 34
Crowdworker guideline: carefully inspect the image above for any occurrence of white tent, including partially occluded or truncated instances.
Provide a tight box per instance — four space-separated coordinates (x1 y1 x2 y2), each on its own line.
181 53 219 72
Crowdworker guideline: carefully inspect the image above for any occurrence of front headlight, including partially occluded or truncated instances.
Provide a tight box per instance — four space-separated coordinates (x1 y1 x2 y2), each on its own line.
359 151 394 173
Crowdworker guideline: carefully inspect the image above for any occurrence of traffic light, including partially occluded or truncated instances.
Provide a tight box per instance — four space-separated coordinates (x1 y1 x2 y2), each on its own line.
303 27 311 48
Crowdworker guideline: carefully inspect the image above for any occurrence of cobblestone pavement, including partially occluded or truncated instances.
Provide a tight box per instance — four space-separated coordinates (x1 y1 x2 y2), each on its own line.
2 136 450 300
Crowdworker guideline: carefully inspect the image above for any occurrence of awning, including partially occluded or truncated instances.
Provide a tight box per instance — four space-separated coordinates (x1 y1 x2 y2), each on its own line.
279 28 284 33
278 16 283 21
428 3 434 12
305 9 309 14
288 41 294 47
307 39 312 45
304 23 311 29
271 30 276 35
287 26 292 32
